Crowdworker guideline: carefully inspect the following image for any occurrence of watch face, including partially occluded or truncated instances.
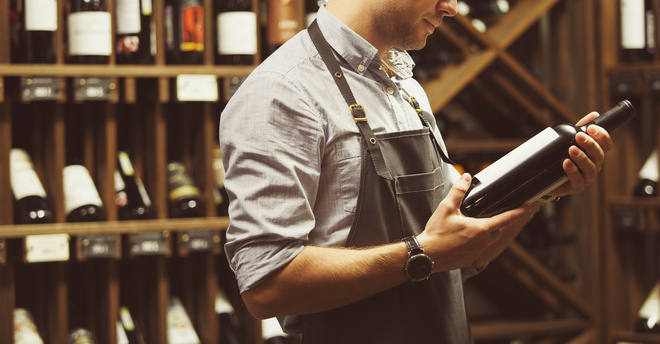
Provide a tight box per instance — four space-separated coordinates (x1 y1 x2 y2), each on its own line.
405 254 434 282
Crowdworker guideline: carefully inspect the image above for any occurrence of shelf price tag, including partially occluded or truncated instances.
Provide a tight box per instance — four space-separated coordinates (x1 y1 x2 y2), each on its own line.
179 230 220 253
74 77 116 101
79 234 119 259
128 231 169 256
176 74 219 102
25 234 70 263
20 77 63 101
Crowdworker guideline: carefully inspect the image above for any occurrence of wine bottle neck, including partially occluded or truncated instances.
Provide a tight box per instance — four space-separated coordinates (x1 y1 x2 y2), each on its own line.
587 100 636 132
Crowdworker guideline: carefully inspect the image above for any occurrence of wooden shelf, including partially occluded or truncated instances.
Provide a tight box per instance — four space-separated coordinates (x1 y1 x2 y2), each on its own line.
0 64 255 78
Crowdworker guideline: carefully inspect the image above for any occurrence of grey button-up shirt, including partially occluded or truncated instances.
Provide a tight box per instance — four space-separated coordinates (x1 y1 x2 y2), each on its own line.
219 5 465 332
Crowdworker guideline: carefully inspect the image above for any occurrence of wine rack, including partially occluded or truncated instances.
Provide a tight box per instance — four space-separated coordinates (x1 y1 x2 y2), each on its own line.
0 0 623 343
599 1 660 343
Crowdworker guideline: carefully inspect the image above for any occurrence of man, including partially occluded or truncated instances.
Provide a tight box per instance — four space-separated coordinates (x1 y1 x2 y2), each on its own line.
219 0 613 342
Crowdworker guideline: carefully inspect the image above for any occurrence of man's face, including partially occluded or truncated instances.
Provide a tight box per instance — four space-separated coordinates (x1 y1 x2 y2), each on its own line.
372 0 457 52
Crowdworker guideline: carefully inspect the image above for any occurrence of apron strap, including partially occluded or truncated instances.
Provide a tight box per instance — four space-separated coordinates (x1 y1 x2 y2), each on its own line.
308 20 392 179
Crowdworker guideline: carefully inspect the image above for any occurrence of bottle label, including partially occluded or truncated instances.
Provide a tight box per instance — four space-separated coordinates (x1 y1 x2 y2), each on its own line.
116 0 141 34
10 149 47 201
167 297 202 344
266 0 300 45
167 162 201 200
63 165 104 215
620 0 646 49
25 0 57 31
474 127 559 185
639 284 660 320
68 12 112 56
217 11 257 55
14 308 45 344
180 5 204 52
639 149 659 181
141 0 152 15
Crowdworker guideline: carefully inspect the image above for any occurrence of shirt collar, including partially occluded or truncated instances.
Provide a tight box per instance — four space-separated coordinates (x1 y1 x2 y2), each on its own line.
315 6 415 80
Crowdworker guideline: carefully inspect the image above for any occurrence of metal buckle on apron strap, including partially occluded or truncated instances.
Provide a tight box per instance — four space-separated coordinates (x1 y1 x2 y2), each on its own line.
350 104 367 123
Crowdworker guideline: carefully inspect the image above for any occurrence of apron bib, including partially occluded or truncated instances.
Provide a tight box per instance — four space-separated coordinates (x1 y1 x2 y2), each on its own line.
301 21 473 344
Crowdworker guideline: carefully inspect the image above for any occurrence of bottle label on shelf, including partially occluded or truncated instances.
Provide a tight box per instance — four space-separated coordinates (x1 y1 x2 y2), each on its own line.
80 234 118 258
116 0 141 34
10 149 47 201
474 127 559 185
25 0 57 31
179 230 220 253
20 77 63 101
14 308 44 344
63 165 104 215
68 12 112 56
25 234 70 262
167 297 202 344
129 232 169 255
217 11 257 55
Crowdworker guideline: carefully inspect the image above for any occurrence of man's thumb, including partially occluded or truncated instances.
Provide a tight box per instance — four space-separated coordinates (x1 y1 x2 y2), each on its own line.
446 173 472 209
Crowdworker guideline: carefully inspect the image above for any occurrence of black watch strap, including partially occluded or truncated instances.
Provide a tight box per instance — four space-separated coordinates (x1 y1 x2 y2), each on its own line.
403 236 424 256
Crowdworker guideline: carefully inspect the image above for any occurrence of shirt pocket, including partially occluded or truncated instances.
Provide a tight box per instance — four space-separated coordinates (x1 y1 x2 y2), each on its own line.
335 140 362 213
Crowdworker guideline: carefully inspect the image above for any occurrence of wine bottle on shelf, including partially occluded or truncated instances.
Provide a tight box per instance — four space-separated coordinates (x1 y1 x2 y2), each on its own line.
165 0 204 64
115 151 152 220
14 308 44 344
262 317 290 344
461 100 637 218
10 0 57 63
167 161 204 218
633 149 658 197
215 0 257 65
115 0 154 64
167 297 201 344
63 164 106 222
215 288 245 344
637 284 660 333
620 0 655 62
10 148 54 224
212 147 229 216
67 0 112 64
119 306 146 344
265 0 301 56
67 328 97 344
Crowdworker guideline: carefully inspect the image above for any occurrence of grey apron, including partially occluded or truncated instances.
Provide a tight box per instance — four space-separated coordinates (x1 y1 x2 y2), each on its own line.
301 21 473 343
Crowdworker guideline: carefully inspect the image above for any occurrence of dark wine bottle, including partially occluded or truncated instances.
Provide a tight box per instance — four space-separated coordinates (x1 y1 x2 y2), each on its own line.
119 306 146 344
115 0 153 64
10 149 54 224
11 0 57 63
633 149 658 197
165 0 204 64
262 317 290 344
637 284 660 333
265 0 300 56
461 100 636 218
167 161 204 218
215 0 257 65
215 289 245 344
115 151 152 220
620 0 655 62
67 0 112 64
63 164 106 222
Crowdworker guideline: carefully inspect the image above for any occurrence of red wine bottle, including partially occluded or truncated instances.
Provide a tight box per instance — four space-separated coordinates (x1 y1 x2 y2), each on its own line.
67 0 112 64
63 164 106 222
115 151 152 220
620 0 655 62
11 0 58 63
10 149 54 224
215 0 257 65
166 161 204 218
165 0 204 64
633 149 658 197
461 100 636 218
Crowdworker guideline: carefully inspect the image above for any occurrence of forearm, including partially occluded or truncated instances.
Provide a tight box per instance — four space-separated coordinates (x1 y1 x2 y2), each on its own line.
242 242 410 319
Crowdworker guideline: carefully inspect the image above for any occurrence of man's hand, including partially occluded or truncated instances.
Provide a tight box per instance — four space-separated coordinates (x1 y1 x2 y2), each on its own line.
552 111 614 197
417 173 532 273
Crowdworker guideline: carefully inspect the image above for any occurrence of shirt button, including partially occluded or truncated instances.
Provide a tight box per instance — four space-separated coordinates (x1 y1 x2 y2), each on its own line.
386 87 394 95
358 64 365 72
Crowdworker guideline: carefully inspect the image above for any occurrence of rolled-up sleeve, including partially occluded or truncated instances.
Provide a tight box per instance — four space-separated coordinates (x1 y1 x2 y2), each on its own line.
219 69 325 293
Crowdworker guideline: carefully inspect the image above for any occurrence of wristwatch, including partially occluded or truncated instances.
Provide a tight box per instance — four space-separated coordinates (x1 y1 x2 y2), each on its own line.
403 236 434 282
